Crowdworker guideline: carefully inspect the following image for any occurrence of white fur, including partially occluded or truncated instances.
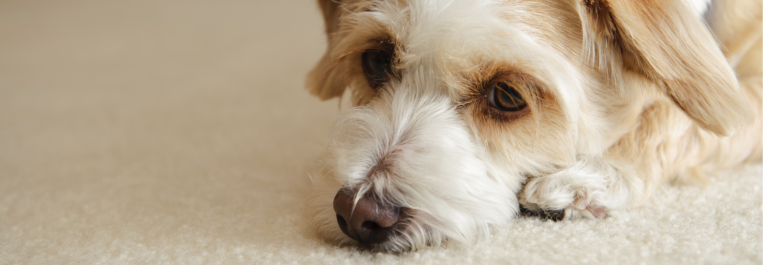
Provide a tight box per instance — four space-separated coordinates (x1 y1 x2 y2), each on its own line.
688 0 711 15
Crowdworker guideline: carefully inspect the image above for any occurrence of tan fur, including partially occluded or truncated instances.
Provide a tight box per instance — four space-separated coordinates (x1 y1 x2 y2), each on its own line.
579 0 754 136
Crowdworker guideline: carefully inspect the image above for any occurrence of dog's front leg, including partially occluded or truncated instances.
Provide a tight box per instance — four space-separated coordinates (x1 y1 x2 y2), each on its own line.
519 158 642 220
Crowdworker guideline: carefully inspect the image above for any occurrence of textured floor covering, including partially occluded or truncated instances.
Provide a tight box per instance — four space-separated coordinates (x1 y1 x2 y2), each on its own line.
0 1 762 264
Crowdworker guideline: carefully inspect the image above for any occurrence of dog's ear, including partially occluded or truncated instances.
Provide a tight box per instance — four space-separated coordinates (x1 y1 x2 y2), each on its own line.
317 0 341 37
577 0 753 136
306 0 348 100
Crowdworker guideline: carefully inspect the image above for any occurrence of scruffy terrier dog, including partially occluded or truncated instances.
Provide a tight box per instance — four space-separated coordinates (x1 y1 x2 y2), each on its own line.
305 0 762 252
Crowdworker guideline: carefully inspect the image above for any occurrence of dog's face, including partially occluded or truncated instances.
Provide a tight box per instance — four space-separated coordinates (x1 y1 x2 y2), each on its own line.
306 0 750 251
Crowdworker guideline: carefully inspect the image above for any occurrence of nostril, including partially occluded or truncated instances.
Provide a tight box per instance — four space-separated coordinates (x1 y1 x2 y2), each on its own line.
361 220 393 244
336 214 354 239
336 214 347 227
361 220 383 231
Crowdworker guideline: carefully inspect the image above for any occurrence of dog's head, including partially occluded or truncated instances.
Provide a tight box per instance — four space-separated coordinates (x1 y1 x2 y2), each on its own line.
305 0 751 251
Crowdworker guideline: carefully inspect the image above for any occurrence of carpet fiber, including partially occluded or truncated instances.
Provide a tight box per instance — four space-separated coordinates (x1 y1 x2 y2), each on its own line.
0 0 762 264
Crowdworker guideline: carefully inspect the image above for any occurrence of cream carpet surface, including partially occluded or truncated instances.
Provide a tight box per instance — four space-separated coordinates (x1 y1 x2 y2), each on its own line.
0 1 762 264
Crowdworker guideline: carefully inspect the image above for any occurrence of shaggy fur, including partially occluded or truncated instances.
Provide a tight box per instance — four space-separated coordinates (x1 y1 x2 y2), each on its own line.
305 0 762 252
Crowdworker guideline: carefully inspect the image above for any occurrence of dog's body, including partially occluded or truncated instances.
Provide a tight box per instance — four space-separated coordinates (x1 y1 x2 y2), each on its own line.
306 0 762 251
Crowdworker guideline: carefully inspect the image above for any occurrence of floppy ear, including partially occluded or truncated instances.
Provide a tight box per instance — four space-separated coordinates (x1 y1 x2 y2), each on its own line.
577 0 753 136
306 0 348 100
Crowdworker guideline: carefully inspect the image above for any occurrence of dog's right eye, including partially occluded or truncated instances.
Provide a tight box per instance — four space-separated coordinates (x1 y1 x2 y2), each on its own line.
361 49 392 89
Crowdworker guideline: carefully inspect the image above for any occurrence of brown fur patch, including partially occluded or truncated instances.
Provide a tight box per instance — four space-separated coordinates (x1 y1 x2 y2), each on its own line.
578 0 753 136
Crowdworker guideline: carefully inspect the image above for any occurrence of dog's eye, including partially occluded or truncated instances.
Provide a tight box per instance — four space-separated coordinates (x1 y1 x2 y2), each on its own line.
487 82 527 112
361 49 392 89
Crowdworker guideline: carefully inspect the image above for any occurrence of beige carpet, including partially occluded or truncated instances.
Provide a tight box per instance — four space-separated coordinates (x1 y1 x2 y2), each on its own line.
0 1 762 264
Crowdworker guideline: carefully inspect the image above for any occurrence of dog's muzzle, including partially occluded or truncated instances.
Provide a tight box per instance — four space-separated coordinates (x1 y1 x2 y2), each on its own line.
333 189 401 244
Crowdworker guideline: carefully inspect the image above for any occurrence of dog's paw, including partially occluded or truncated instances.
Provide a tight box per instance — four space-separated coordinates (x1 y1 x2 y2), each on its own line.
519 170 610 221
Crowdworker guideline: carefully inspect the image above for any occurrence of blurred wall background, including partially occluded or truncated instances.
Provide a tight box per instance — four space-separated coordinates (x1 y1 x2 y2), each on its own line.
0 1 342 263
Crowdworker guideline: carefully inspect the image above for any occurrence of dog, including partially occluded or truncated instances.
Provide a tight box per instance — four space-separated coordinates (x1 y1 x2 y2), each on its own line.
304 0 762 252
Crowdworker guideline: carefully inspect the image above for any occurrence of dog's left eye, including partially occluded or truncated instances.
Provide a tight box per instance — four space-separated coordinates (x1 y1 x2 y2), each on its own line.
361 49 392 89
487 82 527 112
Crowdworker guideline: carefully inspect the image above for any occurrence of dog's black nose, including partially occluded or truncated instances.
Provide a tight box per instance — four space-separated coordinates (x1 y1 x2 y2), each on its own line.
333 189 400 244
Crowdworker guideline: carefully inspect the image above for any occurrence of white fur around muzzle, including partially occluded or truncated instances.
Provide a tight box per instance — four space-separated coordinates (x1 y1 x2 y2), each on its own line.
310 84 516 251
